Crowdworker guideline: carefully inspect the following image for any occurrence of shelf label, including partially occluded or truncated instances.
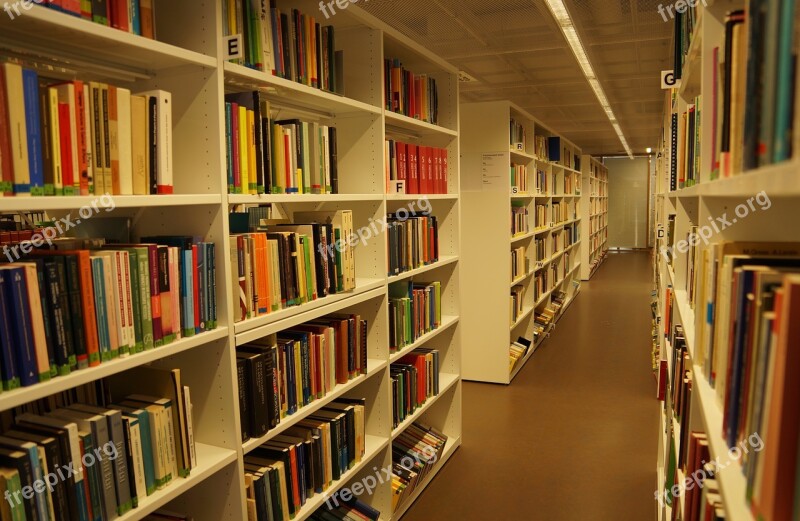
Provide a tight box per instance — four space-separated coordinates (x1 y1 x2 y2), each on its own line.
224 35 244 60
511 186 519 195
481 152 506 192
391 180 407 194
661 70 680 89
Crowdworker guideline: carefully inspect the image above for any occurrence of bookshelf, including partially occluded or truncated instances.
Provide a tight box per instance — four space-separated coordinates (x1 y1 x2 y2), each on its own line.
580 156 608 281
653 2 800 520
0 1 462 519
459 101 583 384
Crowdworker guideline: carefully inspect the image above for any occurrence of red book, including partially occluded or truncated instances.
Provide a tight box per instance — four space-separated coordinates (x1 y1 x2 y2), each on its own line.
426 146 434 194
60 0 80 15
435 147 443 194
72 81 90 195
408 145 418 195
0 66 13 196
57 103 75 192
110 0 129 31
192 244 200 332
415 146 425 194
441 147 448 194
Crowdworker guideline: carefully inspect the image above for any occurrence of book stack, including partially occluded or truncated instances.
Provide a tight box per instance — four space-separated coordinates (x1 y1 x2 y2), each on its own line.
386 214 439 276
0 237 216 388
510 285 524 324
509 118 526 151
510 163 528 194
692 242 800 520
33 0 157 38
511 246 528 281
550 291 566 315
534 136 549 161
225 92 339 195
0 368 196 521
222 1 341 94
384 59 438 124
390 350 440 428
311 497 380 521
511 202 528 237
243 398 366 520
535 168 548 195
384 139 449 194
0 63 173 196
388 281 442 352
390 423 447 512
230 210 356 324
237 313 368 443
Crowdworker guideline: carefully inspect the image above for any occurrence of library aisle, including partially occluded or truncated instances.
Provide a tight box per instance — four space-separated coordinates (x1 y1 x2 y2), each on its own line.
403 252 658 521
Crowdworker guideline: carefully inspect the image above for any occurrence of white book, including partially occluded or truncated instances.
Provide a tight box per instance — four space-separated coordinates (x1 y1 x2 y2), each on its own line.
44 87 64 194
116 87 133 195
82 83 94 194
258 0 275 73
15 414 84 484
135 90 173 193
130 95 148 195
119 250 136 353
126 418 148 501
3 62 30 194
97 253 123 354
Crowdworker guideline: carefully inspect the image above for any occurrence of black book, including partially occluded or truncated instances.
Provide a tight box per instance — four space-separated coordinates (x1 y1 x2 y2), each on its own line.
147 95 158 194
235 357 251 442
721 11 746 155
236 350 269 438
328 126 338 194
742 0 766 170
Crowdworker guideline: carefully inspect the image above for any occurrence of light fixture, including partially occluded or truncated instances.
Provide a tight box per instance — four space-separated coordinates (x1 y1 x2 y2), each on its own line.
646 147 653 154
543 0 634 158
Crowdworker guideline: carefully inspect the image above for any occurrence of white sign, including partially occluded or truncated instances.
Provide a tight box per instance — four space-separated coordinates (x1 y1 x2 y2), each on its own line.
224 35 244 60
481 152 506 192
661 70 680 90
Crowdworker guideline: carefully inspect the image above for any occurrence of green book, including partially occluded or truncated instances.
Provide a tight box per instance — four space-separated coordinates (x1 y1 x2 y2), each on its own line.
302 236 313 302
79 431 104 521
123 249 144 354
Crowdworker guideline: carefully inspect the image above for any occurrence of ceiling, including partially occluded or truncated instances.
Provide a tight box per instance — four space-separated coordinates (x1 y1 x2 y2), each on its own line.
359 0 673 156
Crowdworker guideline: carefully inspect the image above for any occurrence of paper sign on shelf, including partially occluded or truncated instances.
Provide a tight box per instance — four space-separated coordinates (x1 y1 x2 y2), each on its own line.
481 152 506 192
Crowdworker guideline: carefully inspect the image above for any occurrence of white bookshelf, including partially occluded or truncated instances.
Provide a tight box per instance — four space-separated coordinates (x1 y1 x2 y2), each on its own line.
580 156 608 280
653 2 800 520
459 101 583 384
0 1 461 519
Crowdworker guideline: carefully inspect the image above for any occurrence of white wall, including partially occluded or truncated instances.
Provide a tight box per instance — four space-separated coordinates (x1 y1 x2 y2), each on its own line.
605 156 650 249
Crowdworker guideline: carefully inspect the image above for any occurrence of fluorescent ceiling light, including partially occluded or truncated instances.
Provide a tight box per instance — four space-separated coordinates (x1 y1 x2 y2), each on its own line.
544 0 634 158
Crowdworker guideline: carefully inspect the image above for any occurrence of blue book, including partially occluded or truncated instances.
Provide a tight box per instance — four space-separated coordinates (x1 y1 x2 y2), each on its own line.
115 406 156 496
182 250 193 337
773 0 797 162
90 257 111 359
209 243 217 328
22 69 45 196
0 266 38 387
726 268 754 448
130 0 141 35
0 270 21 390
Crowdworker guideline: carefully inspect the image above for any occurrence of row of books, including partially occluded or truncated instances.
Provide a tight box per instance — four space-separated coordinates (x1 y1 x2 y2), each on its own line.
390 350 440 429
550 253 570 284
0 237 217 389
534 204 547 230
511 203 528 237
236 312 368 442
390 423 447 512
510 164 528 194
243 397 366 521
225 92 339 195
534 136 549 162
510 285 525 325
511 246 528 281
711 4 795 179
684 433 727 521
0 367 196 521
534 272 547 302
509 337 531 373
30 0 156 38
388 281 442 353
223 1 342 94
0 63 173 196
676 98 700 189
387 214 440 277
670 326 694 474
552 201 571 224
230 210 356 324
672 0 698 81
550 290 567 316
509 118 527 151
533 308 554 343
534 238 546 262
384 140 449 195
691 242 800 520
383 59 439 125
535 168 548 195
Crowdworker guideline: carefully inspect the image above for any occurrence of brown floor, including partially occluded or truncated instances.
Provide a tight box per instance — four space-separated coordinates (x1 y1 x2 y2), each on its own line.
402 251 660 521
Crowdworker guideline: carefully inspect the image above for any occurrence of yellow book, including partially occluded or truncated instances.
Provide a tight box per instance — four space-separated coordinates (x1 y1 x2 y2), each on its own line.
271 124 285 193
